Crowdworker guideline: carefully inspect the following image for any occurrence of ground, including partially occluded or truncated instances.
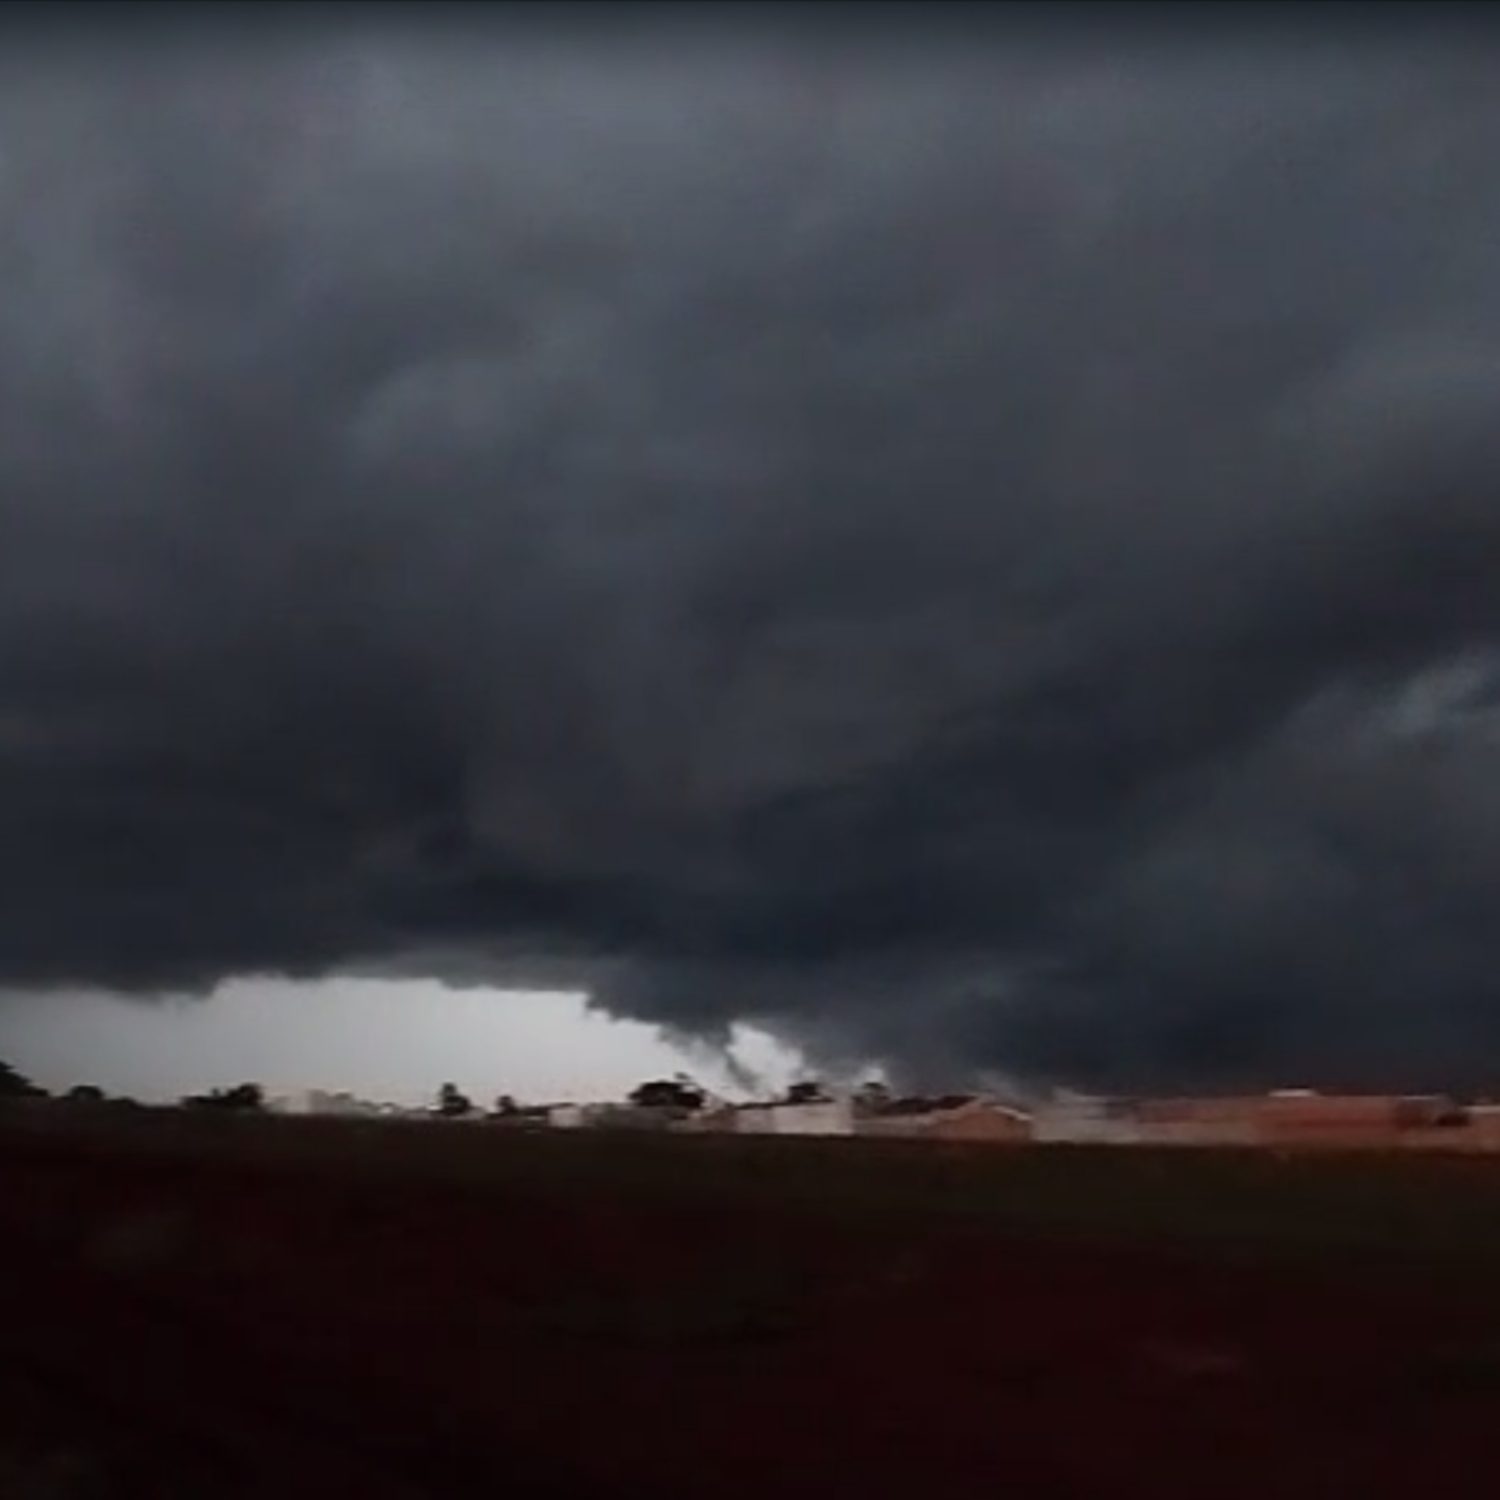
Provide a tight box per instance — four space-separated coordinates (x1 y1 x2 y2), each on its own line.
3 1106 1500 1498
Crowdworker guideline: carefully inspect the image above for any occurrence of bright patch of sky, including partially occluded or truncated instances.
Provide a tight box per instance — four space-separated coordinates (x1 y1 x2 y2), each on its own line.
0 978 804 1108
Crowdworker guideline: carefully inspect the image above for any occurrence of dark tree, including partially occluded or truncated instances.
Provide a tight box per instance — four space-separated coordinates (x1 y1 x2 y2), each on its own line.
492 1093 521 1117
64 1084 106 1105
0 1059 44 1099
436 1082 473 1117
183 1081 264 1112
785 1080 830 1105
628 1078 705 1112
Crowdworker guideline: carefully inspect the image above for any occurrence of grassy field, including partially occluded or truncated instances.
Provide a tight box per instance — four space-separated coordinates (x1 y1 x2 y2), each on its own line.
6 1102 1500 1498
11 1101 1500 1272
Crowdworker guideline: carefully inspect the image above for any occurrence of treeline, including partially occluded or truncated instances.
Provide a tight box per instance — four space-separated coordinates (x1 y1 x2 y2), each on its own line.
1 1060 850 1120
0 1059 144 1109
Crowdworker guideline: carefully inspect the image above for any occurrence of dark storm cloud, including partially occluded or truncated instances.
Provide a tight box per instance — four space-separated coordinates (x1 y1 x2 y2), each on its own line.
6 14 1500 1088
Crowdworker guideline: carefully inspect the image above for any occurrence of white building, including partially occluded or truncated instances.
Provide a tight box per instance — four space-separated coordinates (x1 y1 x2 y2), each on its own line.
275 1088 391 1119
731 1098 853 1137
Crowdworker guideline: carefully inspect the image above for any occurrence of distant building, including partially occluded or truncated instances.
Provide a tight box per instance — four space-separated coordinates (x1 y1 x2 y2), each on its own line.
1130 1096 1265 1147
1443 1103 1500 1152
731 1098 854 1137
1254 1092 1454 1146
1032 1093 1142 1145
484 1102 589 1130
857 1095 1031 1144
674 1104 738 1134
274 1089 392 1119
1036 1091 1464 1149
584 1102 682 1132
485 1104 552 1129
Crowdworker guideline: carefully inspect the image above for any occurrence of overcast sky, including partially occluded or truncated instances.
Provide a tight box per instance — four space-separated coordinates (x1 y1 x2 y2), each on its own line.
5 9 1500 1096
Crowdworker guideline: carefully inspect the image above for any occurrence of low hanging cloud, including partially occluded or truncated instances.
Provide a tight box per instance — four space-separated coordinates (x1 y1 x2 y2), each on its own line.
5 14 1500 1089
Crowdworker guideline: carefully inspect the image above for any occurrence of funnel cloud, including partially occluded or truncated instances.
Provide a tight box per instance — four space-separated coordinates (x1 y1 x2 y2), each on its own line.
4 13 1500 1089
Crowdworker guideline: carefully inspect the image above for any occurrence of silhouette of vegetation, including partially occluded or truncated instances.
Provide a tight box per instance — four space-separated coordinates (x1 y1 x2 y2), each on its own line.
784 1080 830 1105
64 1084 106 1105
628 1078 705 1112
182 1081 264 1112
436 1082 474 1117
0 1058 44 1099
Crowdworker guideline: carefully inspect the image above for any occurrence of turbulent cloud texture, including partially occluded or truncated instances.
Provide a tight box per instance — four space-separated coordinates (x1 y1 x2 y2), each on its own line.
5 15 1500 1087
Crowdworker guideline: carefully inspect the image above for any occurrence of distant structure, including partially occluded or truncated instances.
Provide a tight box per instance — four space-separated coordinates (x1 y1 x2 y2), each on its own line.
731 1096 853 1137
271 1089 404 1119
585 1102 683 1132
246 1079 1500 1154
1252 1091 1455 1146
1031 1089 1466 1149
1032 1093 1141 1145
856 1094 1031 1144
1127 1097 1262 1147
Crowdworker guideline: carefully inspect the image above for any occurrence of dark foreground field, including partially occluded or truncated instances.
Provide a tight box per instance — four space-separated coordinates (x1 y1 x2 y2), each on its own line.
5 1109 1500 1498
